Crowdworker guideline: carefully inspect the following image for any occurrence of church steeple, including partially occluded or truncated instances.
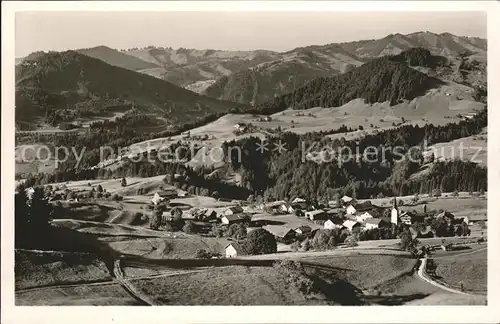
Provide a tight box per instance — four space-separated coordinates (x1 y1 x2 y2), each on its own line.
391 197 399 225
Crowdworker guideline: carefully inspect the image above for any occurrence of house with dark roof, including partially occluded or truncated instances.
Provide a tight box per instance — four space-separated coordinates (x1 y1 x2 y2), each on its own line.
294 225 312 235
262 225 296 242
224 206 244 216
363 218 390 230
305 209 328 221
221 214 247 225
324 218 343 230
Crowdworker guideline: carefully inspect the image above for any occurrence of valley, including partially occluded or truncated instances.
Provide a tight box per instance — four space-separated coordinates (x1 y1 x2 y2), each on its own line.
13 30 488 307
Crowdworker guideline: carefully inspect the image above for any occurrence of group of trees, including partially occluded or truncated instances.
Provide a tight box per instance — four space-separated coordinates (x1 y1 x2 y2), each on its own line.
15 186 52 248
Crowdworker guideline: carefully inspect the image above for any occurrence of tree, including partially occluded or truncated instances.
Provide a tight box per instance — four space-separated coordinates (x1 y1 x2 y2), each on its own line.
226 223 247 240
171 208 185 230
412 193 419 204
302 237 311 251
311 229 340 250
183 220 196 234
399 228 419 252
121 177 127 187
460 221 470 236
244 228 277 255
150 207 163 230
345 234 359 247
96 184 103 193
210 224 224 238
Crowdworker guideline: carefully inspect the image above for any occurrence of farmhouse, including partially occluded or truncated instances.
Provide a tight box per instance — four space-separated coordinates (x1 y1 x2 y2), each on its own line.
221 214 247 225
324 218 343 230
436 211 455 223
224 206 244 216
151 189 178 205
355 211 374 223
292 197 306 204
294 225 312 235
341 195 354 205
305 209 328 221
263 225 296 242
399 212 412 225
343 219 361 232
363 218 388 230
233 123 247 132
346 201 373 215
264 201 292 214
225 243 245 258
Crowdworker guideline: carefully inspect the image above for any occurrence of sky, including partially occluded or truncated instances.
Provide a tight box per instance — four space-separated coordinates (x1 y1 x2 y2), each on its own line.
15 11 487 57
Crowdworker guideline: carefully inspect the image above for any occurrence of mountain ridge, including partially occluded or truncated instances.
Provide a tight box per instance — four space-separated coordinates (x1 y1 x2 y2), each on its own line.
15 50 245 129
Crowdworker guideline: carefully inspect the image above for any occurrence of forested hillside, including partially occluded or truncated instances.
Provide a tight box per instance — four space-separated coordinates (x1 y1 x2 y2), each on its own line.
15 51 245 127
251 55 444 114
17 108 487 201
76 46 159 71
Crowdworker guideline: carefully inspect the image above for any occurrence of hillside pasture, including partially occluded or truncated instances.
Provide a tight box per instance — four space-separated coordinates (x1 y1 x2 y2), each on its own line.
432 248 487 294
16 283 141 306
15 250 111 290
132 265 330 305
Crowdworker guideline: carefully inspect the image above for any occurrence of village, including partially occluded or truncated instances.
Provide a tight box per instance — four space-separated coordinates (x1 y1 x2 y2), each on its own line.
28 176 487 260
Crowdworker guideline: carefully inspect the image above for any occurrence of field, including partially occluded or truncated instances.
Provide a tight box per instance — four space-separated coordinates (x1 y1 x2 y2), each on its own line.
131 265 330 305
425 128 487 167
301 254 418 291
16 283 141 306
433 248 487 293
108 236 231 259
15 250 112 290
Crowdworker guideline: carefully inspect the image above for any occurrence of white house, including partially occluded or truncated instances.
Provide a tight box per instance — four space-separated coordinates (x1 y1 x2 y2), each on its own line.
364 218 383 230
233 123 247 132
341 195 354 204
225 243 245 258
151 189 178 205
151 192 164 205
355 211 374 223
221 214 246 225
346 205 357 215
324 219 343 230
343 219 361 232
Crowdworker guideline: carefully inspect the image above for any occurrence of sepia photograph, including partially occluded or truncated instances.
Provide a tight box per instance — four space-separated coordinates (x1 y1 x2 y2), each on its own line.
2 1 499 323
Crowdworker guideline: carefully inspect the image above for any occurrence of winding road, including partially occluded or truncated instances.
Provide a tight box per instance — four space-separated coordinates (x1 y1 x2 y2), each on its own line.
416 246 487 296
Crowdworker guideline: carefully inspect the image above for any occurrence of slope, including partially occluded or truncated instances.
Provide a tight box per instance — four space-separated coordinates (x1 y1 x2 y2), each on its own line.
15 51 245 127
203 47 362 105
251 55 445 114
203 32 485 105
77 46 160 71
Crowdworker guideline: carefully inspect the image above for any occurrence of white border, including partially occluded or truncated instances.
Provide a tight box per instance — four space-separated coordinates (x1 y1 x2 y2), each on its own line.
2 2 500 324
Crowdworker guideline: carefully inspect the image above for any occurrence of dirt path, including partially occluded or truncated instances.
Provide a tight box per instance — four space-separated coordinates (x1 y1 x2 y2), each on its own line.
16 279 116 293
417 258 471 296
113 259 154 305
